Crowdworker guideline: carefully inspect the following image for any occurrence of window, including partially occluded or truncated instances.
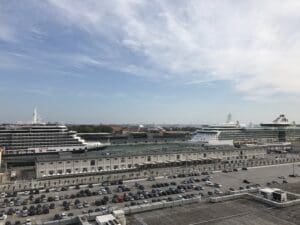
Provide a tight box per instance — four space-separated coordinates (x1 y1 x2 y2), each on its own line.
121 158 125 163
147 156 151 162
66 161 71 164
128 164 132 168
49 170 54 175
98 167 103 171
57 170 63 174
113 165 119 170
90 160 95 166
203 153 207 158
66 169 72 174
82 168 88 172
177 155 180 160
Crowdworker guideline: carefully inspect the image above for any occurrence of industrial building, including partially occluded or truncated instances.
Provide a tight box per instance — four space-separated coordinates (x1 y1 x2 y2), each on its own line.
35 143 268 178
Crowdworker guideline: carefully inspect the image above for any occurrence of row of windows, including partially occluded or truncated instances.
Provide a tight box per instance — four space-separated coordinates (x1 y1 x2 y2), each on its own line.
40 164 133 175
38 150 266 167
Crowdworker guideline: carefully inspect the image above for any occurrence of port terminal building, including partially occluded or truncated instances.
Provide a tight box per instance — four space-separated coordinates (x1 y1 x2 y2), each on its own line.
35 143 271 179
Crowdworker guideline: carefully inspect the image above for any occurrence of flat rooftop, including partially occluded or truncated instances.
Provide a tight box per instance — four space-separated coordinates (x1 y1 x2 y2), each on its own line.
35 143 263 162
126 199 300 225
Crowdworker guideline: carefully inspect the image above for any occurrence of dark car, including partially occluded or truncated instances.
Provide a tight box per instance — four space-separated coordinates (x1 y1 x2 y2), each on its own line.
49 203 55 209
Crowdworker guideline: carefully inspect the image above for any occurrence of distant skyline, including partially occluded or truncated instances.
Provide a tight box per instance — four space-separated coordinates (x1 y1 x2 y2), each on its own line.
1 1 300 124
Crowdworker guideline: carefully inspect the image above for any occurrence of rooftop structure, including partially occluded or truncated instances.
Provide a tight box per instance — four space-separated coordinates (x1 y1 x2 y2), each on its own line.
96 214 121 225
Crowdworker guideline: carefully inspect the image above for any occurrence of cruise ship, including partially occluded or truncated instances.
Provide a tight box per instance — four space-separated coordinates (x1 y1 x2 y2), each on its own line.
0 109 105 155
191 114 300 144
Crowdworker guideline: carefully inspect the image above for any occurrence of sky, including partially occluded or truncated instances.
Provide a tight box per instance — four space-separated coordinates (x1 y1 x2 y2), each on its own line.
1 0 300 124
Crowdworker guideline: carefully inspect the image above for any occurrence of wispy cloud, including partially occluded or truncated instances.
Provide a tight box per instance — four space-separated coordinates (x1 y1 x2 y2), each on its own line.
43 0 300 99
2 0 300 100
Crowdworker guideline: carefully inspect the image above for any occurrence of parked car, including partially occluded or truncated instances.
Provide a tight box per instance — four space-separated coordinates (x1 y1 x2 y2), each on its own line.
0 213 7 220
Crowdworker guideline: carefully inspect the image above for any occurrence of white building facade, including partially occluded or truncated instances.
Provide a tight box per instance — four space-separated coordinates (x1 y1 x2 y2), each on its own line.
36 146 267 178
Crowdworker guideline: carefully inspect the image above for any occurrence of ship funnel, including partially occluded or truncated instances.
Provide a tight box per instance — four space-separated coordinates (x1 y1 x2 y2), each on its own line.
226 113 232 123
32 108 41 124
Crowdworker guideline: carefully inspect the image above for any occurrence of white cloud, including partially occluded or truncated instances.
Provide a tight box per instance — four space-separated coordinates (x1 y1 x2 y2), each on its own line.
3 0 300 99
45 0 300 98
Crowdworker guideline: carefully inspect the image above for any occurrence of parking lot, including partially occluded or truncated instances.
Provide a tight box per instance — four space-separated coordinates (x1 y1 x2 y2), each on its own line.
0 162 299 225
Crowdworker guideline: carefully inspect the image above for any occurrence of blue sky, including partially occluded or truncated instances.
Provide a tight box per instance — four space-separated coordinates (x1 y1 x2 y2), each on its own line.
1 0 300 124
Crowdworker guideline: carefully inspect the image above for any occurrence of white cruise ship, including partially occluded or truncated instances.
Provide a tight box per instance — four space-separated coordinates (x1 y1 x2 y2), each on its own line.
191 114 300 144
0 109 105 155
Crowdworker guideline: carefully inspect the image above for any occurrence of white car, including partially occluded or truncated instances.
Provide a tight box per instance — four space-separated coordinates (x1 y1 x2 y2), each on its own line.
177 195 183 200
76 203 83 209
214 189 223 194
0 193 6 198
0 214 7 220
205 181 214 186
25 219 31 225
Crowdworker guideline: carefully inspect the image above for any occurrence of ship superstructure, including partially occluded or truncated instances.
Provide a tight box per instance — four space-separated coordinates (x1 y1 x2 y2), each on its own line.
191 114 300 144
0 109 103 154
